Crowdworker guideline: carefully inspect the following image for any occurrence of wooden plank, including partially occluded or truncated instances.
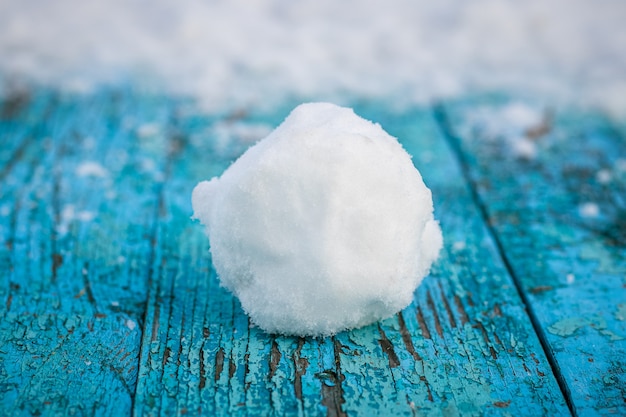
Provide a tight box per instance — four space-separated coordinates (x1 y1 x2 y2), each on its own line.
437 96 626 415
133 102 569 416
0 90 52 182
0 90 173 415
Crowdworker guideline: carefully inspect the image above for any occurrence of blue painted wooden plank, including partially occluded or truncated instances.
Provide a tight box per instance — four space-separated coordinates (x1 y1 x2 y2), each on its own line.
1 90 582 415
361 106 568 416
438 96 626 415
0 90 174 415
0 91 52 179
133 102 568 416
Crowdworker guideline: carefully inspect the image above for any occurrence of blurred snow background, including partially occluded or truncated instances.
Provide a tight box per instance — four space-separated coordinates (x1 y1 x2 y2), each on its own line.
1 0 625 113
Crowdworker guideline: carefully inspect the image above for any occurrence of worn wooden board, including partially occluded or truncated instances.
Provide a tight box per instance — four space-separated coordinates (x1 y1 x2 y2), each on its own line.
3 89 621 416
438 96 626 415
131 101 568 416
0 91 174 415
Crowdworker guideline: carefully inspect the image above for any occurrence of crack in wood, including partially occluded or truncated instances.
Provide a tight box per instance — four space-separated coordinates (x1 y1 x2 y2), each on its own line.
439 284 457 329
177 341 183 368
529 286 553 294
108 364 133 396
318 339 347 417
420 375 434 402
0 90 30 119
0 137 34 183
432 103 578 415
493 332 504 347
492 303 503 317
377 325 400 368
268 339 281 379
454 295 470 325
316 338 348 417
473 322 497 360
214 347 225 382
494 400 512 408
199 348 206 390
317 369 345 417
292 338 308 402
228 353 236 379
243 352 250 391
397 312 421 361
150 306 160 343
426 291 444 338
163 347 172 366
466 292 476 307
416 307 432 340
49 148 64 284
80 262 98 311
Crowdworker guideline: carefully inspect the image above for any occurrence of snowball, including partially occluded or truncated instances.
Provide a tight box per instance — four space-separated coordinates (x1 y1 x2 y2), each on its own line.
192 103 442 336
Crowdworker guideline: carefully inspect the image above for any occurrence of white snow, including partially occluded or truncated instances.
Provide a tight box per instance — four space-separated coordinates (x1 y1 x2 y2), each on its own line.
192 103 442 336
1 0 625 114
211 121 274 155
57 205 96 235
76 161 109 178
461 101 547 159
509 136 537 160
136 123 161 139
596 169 612 184
452 241 467 251
481 102 546 139
579 202 600 218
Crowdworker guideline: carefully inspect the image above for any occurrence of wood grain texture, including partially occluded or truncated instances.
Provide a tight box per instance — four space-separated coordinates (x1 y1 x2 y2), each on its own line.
4 90 621 416
0 91 173 415
438 96 626 415
131 102 569 416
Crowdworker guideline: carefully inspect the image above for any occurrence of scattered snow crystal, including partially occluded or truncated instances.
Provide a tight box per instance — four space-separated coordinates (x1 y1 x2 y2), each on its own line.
192 103 442 336
462 101 547 159
76 161 109 178
579 202 600 218
596 169 612 184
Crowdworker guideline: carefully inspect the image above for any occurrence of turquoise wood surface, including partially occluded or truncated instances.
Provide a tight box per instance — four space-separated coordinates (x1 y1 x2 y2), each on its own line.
438 97 626 415
0 90 623 416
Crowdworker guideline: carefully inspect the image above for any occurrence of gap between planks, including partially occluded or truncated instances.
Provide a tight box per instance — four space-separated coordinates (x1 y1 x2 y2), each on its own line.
431 103 577 417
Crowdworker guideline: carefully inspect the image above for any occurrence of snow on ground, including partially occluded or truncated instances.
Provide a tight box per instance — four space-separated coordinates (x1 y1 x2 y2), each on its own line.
1 0 625 114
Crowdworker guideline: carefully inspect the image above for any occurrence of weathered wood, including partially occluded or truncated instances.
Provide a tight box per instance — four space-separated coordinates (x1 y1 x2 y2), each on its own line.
0 91 173 415
0 91 51 182
132 102 569 416
7 90 621 416
438 96 626 415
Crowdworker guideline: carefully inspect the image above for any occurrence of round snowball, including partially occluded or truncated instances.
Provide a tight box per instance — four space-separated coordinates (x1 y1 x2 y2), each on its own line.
192 102 442 336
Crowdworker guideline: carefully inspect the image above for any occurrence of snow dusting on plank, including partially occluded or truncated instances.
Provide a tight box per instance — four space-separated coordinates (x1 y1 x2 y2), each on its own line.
76 161 109 178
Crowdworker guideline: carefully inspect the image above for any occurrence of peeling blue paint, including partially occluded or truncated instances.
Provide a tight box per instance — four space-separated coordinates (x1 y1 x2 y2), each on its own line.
2 91 623 416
